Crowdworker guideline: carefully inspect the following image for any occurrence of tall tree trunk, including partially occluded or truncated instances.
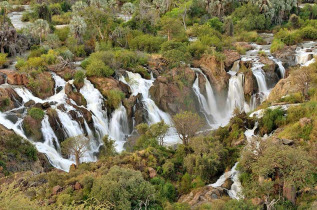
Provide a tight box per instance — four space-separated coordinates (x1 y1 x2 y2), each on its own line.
75 152 80 166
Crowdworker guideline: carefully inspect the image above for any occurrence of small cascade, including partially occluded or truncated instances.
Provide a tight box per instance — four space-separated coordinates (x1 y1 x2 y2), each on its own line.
108 104 129 151
191 68 221 124
41 115 60 152
227 74 249 113
270 57 285 78
209 162 243 200
121 71 179 145
80 79 109 138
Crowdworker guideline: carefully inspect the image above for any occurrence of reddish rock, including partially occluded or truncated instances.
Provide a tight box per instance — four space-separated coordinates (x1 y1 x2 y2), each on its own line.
0 69 28 85
198 55 230 93
52 185 62 195
244 70 258 96
65 83 87 106
148 167 157 178
74 182 82 190
259 56 277 73
223 50 240 70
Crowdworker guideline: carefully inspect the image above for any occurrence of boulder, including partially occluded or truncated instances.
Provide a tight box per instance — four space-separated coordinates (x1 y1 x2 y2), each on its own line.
272 45 297 68
22 116 42 141
223 50 240 70
244 70 258 96
178 186 225 208
0 88 22 111
47 108 66 141
259 56 276 73
281 139 294 146
65 83 87 106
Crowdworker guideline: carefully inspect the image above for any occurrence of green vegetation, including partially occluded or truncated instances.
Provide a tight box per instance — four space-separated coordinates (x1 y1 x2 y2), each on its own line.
0 53 8 67
28 107 45 120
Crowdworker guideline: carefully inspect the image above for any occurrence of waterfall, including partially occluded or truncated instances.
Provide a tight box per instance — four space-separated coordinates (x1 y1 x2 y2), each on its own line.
80 79 109 138
120 71 179 145
209 162 243 200
227 74 249 113
191 68 221 124
41 115 60 152
270 57 285 78
108 104 129 151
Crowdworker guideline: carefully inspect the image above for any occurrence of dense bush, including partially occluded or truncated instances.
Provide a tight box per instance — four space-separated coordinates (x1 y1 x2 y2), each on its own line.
86 58 114 77
129 34 165 53
0 53 7 67
104 90 125 109
300 26 317 40
90 166 156 209
259 108 286 135
28 107 45 120
270 39 285 53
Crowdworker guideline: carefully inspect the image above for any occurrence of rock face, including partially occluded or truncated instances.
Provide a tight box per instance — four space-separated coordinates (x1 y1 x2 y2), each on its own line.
46 108 66 141
244 70 258 96
268 74 300 102
149 67 197 115
223 50 240 70
23 116 43 141
88 76 131 98
178 186 225 208
65 83 87 106
148 55 169 77
0 69 28 85
0 87 22 111
259 56 279 88
272 45 297 68
198 55 230 93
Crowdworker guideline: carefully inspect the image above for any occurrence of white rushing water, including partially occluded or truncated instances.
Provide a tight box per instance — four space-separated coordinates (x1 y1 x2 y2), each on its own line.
192 68 221 125
120 71 180 145
8 5 31 30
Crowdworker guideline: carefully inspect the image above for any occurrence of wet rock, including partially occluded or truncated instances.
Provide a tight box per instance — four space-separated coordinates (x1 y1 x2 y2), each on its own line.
223 50 240 71
52 185 62 195
0 88 23 111
221 178 233 189
272 45 297 68
199 55 230 93
23 116 43 141
259 56 277 73
65 83 87 106
88 76 131 99
244 70 258 96
47 108 66 141
0 69 28 85
149 67 198 115
25 100 35 107
42 102 51 109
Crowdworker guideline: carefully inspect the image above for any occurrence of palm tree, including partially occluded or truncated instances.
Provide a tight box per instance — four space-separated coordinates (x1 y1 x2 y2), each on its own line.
31 19 49 45
0 1 12 26
121 2 135 21
69 16 87 44
71 1 88 14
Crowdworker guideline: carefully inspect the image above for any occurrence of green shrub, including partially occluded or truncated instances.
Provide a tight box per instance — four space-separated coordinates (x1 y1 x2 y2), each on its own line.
0 53 8 67
300 26 317 40
275 29 302 45
49 3 62 15
86 59 114 77
271 39 285 53
179 173 192 194
74 70 85 85
260 108 286 135
129 34 165 53
28 108 45 120
15 57 27 70
206 17 223 32
54 27 70 42
105 90 125 109
188 41 207 59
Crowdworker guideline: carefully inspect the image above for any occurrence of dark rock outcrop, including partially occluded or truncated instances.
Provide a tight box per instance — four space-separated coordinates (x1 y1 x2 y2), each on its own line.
272 46 297 68
65 83 87 106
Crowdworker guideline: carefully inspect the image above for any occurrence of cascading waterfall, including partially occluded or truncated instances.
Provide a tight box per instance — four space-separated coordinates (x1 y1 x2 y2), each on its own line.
41 115 61 152
191 68 221 124
120 71 179 145
227 73 250 114
270 56 285 78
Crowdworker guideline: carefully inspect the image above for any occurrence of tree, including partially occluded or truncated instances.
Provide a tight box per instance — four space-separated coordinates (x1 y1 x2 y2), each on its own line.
30 19 50 45
71 1 88 14
223 16 234 36
69 16 86 44
61 135 90 167
160 17 184 41
136 121 169 148
99 135 116 158
173 111 203 145
0 1 11 26
121 2 135 21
